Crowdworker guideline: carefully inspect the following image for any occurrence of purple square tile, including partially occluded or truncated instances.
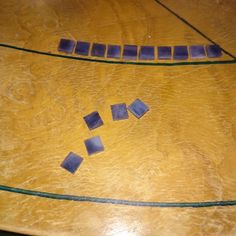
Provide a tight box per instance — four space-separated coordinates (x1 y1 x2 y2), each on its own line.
61 152 83 174
189 45 206 59
107 45 121 59
84 136 104 156
75 41 90 56
139 46 155 60
58 39 75 54
111 103 128 121
91 43 106 57
123 45 138 60
206 45 222 58
173 46 188 60
128 99 149 119
84 111 104 130
158 46 172 59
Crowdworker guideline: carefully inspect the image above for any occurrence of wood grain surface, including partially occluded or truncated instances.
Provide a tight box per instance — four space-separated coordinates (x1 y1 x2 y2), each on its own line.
0 0 236 235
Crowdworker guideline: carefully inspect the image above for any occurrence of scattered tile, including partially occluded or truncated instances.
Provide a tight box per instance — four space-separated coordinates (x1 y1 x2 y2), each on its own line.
84 136 104 155
111 103 128 121
61 152 83 174
123 45 138 60
75 41 90 56
107 45 121 59
128 99 149 119
189 45 206 59
83 111 104 130
206 44 222 58
173 46 188 60
158 46 172 59
58 39 75 54
91 43 106 57
139 46 155 60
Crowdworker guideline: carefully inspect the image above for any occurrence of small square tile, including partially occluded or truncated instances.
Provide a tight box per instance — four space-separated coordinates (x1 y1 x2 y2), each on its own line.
107 45 121 59
206 45 222 58
123 45 138 60
139 46 155 60
189 45 206 59
75 41 90 56
61 152 83 174
173 46 188 60
58 39 75 54
128 99 149 119
158 46 172 59
84 136 104 155
91 43 106 57
83 111 104 130
111 103 128 121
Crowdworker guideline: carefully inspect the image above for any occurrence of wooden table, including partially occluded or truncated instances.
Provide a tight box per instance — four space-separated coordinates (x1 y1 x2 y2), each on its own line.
0 0 236 235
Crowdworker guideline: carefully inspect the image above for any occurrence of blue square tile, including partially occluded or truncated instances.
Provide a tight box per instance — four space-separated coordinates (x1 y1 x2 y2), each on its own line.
84 136 104 156
111 103 128 121
206 45 222 58
75 41 90 56
139 46 155 60
128 99 149 119
91 43 106 57
107 45 121 59
173 46 188 60
84 111 104 130
158 46 172 59
58 39 75 54
190 45 206 59
61 152 83 174
123 45 138 60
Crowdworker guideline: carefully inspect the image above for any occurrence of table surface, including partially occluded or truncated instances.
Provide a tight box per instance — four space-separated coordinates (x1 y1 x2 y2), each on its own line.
0 0 236 235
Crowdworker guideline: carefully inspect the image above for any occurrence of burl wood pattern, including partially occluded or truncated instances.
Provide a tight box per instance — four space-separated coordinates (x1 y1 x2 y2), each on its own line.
0 0 236 235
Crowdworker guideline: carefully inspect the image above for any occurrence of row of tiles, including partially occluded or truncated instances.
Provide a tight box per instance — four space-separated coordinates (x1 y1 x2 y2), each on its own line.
58 38 222 60
61 99 150 174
